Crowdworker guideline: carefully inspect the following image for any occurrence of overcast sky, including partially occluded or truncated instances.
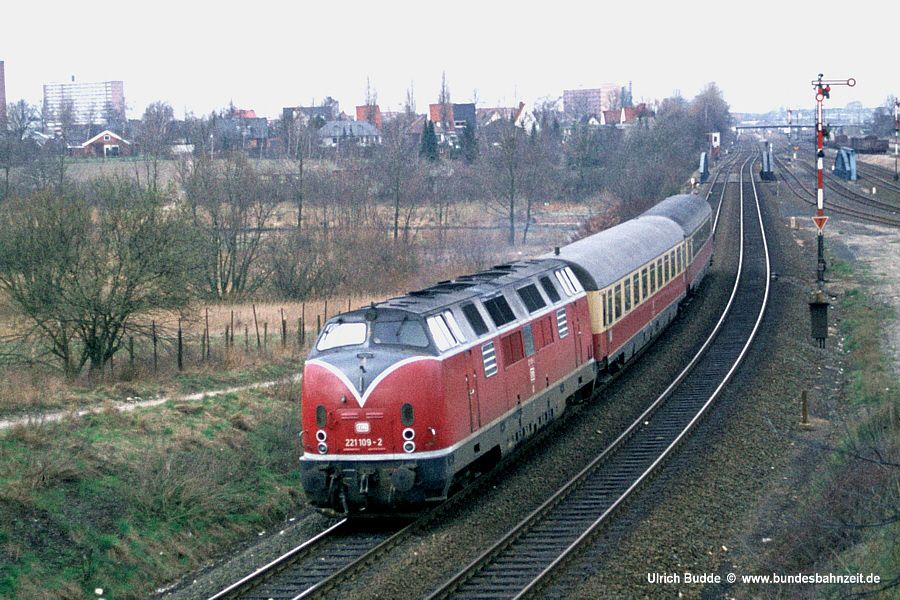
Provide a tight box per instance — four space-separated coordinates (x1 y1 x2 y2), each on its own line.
3 0 894 122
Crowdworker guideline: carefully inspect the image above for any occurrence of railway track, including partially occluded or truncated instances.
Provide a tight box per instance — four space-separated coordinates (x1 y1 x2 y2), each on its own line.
206 149 759 600
421 147 770 598
771 149 900 227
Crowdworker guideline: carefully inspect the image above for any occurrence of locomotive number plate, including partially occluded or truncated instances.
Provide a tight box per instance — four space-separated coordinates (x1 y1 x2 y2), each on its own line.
344 437 383 448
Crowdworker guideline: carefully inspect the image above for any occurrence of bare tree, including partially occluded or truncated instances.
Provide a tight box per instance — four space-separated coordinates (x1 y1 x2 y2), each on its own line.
136 101 175 193
481 113 527 245
179 151 276 299
0 181 197 378
373 118 421 240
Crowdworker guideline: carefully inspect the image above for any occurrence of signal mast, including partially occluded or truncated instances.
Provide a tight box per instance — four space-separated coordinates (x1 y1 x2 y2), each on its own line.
811 74 855 284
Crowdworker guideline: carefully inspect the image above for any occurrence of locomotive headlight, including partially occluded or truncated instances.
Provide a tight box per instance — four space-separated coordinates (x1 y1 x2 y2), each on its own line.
317 442 328 454
402 427 415 441
403 440 416 453
315 430 327 442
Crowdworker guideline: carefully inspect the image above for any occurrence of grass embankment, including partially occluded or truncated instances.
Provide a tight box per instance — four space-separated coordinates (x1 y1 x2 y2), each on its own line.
0 356 305 599
757 256 900 597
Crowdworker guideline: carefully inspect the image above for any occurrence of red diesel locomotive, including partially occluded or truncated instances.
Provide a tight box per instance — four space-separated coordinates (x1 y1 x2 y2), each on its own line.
299 194 713 514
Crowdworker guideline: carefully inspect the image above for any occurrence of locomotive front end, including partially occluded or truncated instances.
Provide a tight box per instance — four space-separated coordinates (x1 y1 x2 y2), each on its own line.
299 308 450 514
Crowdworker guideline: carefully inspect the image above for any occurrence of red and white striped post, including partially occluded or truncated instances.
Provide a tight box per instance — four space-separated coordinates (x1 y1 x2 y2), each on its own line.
811 74 855 283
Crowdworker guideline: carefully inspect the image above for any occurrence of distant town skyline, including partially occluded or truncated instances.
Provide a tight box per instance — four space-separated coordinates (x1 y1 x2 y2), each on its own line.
2 0 895 122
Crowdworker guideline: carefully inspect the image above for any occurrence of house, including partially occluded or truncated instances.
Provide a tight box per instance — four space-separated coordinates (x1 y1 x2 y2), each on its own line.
68 129 133 158
317 120 382 149
216 109 272 156
429 103 476 147
355 105 382 130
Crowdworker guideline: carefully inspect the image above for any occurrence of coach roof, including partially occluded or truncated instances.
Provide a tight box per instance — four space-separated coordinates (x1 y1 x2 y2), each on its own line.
547 216 684 291
642 193 711 235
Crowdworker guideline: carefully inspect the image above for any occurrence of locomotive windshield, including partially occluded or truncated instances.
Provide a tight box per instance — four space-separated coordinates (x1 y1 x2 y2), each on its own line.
372 317 430 348
316 321 367 351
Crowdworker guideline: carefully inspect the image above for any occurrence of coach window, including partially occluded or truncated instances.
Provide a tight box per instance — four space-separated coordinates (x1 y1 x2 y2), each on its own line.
606 291 613 326
664 255 670 282
657 258 663 287
633 274 641 305
539 276 561 303
461 302 489 336
614 283 622 320
641 268 648 301
650 265 656 293
623 279 632 312
676 247 682 273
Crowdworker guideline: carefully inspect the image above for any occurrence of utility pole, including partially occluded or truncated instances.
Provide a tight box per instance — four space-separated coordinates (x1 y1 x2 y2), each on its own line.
811 74 855 285
893 99 898 181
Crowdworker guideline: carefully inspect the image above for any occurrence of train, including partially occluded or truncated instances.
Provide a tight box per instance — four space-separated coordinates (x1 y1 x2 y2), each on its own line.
298 193 714 515
828 134 889 154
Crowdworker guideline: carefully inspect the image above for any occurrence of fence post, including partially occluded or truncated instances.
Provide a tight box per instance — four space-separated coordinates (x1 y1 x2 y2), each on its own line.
177 319 183 371
152 320 158 372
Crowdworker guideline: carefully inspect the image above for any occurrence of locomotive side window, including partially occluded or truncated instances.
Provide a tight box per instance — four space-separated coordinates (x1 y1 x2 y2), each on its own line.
482 342 498 377
556 307 569 338
427 311 466 352
539 276 561 303
555 270 575 296
461 302 489 336
483 295 516 328
564 267 584 292
517 284 546 313
316 321 367 351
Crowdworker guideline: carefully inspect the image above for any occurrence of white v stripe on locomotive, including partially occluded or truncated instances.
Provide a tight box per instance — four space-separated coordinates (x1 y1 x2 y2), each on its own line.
305 356 440 408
